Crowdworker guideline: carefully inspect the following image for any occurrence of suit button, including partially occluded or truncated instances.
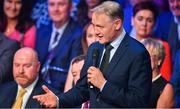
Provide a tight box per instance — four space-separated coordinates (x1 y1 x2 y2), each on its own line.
96 98 100 102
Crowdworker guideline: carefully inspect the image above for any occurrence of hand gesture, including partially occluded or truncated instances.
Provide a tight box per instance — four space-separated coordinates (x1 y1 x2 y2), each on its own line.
33 85 58 108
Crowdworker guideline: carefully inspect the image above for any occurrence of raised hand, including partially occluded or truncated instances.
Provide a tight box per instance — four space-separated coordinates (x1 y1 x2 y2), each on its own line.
33 85 58 108
87 66 106 89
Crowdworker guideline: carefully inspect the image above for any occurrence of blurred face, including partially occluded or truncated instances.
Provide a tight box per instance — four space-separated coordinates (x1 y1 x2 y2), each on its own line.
3 0 22 19
48 0 71 25
86 0 101 8
92 12 122 44
13 50 40 88
169 0 180 17
86 24 98 46
71 60 84 84
132 10 155 40
145 45 160 71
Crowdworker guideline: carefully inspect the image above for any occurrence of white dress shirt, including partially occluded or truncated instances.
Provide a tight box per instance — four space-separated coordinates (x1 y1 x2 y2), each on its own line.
100 28 126 91
49 21 69 51
16 76 39 109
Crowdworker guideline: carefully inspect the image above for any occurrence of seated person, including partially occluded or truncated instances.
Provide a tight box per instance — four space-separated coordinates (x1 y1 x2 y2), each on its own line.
0 47 58 108
0 33 20 83
64 55 89 108
141 38 175 108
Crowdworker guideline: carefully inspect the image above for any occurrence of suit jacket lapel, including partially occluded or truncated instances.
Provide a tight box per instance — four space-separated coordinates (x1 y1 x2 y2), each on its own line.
50 21 72 60
8 82 18 108
25 78 43 108
105 34 129 77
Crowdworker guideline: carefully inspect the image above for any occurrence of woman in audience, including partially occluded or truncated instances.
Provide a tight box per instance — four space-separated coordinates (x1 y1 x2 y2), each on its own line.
81 23 98 54
141 38 174 108
64 23 98 92
131 1 172 81
0 0 36 48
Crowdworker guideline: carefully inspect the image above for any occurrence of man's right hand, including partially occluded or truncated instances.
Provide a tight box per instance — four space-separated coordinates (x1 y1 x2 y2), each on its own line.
33 85 58 108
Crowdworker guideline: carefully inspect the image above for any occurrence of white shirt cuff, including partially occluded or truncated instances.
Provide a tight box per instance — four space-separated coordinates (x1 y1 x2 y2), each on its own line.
100 80 107 92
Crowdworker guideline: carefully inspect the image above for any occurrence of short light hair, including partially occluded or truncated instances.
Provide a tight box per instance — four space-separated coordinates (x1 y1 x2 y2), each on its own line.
141 38 166 66
92 1 124 21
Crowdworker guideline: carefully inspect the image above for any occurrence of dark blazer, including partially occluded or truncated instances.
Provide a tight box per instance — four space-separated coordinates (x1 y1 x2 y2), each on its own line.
0 78 58 108
35 18 83 91
0 33 20 83
154 11 180 65
58 34 152 108
171 50 180 107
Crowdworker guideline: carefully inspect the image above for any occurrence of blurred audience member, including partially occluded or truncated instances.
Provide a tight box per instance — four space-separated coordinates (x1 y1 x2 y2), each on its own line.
123 0 153 34
64 23 98 92
171 50 180 107
141 38 175 108
0 47 58 108
81 23 98 54
64 55 86 92
0 0 36 48
76 0 109 27
35 0 83 92
154 0 180 65
132 1 172 81
0 33 20 83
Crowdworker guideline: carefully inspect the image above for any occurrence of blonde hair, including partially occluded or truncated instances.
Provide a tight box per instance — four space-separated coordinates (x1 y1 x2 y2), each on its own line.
141 38 165 66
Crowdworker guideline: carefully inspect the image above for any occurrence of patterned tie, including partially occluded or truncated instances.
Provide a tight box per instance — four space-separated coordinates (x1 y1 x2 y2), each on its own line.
12 88 27 109
100 44 113 73
50 31 59 50
41 31 60 84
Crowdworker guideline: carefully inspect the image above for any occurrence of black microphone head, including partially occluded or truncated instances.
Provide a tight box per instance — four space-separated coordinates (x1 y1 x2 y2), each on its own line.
92 48 99 67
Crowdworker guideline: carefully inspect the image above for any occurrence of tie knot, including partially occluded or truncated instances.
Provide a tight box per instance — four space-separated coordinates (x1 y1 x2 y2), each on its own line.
105 44 113 51
19 88 27 97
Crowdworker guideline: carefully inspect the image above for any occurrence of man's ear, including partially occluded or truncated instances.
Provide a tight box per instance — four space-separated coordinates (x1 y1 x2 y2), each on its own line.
114 19 122 31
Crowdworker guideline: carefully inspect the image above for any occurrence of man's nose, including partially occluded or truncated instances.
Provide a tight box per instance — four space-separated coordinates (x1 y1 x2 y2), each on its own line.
19 66 24 74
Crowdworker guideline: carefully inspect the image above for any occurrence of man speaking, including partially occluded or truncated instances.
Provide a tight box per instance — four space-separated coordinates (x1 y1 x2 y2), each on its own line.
33 1 152 108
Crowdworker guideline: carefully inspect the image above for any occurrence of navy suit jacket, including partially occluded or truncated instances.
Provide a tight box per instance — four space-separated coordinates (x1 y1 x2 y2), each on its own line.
0 33 20 83
154 11 180 64
0 77 59 108
58 34 152 108
35 18 83 91
171 50 180 107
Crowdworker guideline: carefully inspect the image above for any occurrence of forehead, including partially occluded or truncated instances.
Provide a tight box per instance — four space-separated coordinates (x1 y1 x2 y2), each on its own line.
135 10 154 16
92 12 111 24
14 51 34 62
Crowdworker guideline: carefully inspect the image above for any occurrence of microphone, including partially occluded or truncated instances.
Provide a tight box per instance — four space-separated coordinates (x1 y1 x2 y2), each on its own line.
92 49 99 67
89 49 99 88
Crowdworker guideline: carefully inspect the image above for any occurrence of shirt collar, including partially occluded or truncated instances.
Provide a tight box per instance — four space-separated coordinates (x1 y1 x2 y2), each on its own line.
52 20 69 34
18 76 39 92
174 16 180 25
110 28 126 49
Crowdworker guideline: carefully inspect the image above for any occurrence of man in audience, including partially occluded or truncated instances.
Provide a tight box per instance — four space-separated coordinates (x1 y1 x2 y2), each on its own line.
35 0 83 92
0 33 20 83
154 0 180 65
0 47 58 108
